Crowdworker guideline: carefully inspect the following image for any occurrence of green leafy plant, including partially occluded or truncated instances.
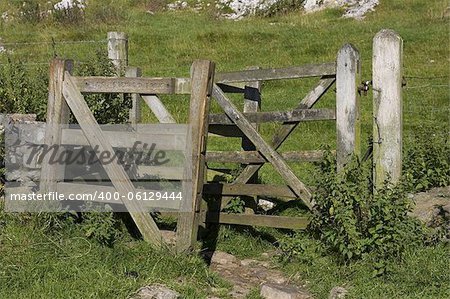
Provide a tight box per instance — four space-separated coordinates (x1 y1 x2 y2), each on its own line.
281 152 426 275
80 204 122 246
0 58 49 120
256 0 305 17
74 49 132 124
403 128 450 192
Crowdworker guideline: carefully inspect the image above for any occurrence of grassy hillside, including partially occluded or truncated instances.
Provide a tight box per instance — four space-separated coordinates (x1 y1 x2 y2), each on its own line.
0 1 449 298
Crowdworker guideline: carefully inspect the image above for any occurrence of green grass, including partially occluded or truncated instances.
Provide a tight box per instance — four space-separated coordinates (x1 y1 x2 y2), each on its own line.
0 1 449 298
0 213 230 299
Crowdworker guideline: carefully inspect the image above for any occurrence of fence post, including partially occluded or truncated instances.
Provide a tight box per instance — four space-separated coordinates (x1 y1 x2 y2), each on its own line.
336 44 361 170
372 29 403 188
39 59 73 195
177 60 215 253
107 32 128 74
126 67 142 125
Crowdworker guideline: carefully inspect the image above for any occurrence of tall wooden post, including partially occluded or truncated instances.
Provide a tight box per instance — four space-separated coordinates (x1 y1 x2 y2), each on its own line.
336 44 361 170
373 29 403 187
177 60 215 253
39 59 73 195
107 32 128 75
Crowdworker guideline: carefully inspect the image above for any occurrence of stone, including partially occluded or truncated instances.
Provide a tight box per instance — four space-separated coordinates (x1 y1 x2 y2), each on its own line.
410 186 450 227
260 283 312 299
258 199 275 211
328 286 348 299
210 250 237 265
342 0 379 20
444 7 450 18
160 230 176 246
130 284 180 299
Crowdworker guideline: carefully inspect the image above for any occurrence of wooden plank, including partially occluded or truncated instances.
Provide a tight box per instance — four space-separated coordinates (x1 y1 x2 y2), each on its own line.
212 85 314 209
73 76 191 95
39 59 73 195
373 29 403 187
336 44 361 170
176 60 215 253
206 150 329 163
72 77 176 94
161 211 310 229
56 183 181 210
232 77 335 189
209 108 336 124
215 63 336 83
62 73 163 245
203 183 297 198
202 213 309 229
126 67 142 124
60 129 186 150
141 95 176 123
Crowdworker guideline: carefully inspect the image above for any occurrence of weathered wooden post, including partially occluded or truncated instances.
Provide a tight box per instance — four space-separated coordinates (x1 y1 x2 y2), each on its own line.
372 29 403 187
336 44 361 170
39 59 73 194
177 60 215 253
126 67 142 125
107 32 128 74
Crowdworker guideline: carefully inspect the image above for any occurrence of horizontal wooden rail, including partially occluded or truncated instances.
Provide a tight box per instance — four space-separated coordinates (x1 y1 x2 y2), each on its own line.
209 108 335 125
203 183 297 198
71 76 191 94
202 212 310 229
206 150 329 163
162 211 310 229
215 63 336 83
71 63 335 94
59 129 186 150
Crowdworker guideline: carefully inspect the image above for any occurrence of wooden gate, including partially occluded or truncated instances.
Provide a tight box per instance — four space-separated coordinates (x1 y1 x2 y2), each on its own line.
39 58 215 251
200 44 361 229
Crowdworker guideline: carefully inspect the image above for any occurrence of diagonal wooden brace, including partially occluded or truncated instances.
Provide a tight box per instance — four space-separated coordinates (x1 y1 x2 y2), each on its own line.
62 73 163 246
212 84 314 210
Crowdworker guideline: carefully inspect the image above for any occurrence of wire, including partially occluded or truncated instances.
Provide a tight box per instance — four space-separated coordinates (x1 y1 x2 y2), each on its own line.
0 40 106 46
405 84 449 89
404 75 448 80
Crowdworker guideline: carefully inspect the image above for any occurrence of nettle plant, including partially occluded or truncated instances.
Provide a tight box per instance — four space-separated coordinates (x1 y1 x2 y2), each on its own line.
403 128 450 192
284 152 425 276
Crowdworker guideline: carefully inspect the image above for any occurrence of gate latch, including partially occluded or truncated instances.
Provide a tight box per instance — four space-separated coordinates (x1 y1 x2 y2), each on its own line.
358 80 372 96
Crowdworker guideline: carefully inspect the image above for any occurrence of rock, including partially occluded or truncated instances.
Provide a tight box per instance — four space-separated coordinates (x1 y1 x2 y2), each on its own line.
258 199 275 211
444 7 450 18
410 186 450 227
210 250 237 265
328 286 348 299
342 0 379 20
240 259 256 266
160 230 176 246
130 284 180 299
260 283 312 299
266 270 287 284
